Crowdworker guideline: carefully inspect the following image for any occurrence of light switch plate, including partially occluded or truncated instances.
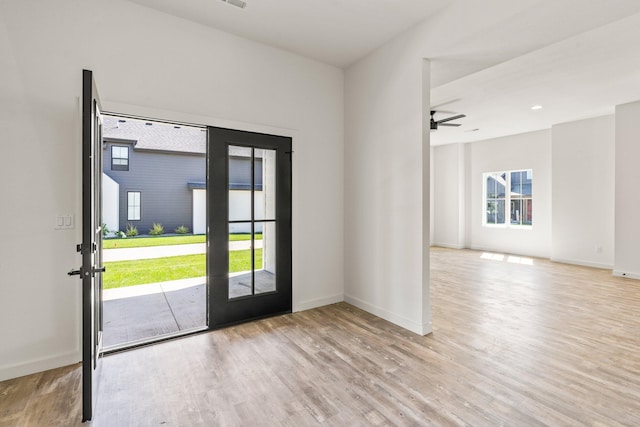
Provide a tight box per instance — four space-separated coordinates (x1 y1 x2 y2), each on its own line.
54 215 74 230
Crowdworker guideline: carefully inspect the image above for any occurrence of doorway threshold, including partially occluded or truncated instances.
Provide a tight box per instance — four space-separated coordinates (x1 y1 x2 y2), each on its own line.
103 325 209 355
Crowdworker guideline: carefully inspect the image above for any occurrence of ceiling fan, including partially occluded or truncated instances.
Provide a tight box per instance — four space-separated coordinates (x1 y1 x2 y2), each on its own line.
430 110 466 130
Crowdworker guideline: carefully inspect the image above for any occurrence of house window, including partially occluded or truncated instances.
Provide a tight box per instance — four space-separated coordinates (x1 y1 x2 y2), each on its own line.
127 191 141 221
112 146 129 171
484 169 532 227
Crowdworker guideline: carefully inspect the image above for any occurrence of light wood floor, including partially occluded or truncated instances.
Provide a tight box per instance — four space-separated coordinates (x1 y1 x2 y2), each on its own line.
2 247 640 426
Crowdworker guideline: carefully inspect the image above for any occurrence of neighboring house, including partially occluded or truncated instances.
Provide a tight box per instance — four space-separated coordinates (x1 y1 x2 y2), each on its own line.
102 116 263 235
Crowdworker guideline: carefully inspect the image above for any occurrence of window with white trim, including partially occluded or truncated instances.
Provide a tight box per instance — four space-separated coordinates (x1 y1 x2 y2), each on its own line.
484 169 532 227
111 145 129 171
127 191 141 221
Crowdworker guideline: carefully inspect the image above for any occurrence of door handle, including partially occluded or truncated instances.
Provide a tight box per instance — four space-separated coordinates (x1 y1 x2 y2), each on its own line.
68 266 105 277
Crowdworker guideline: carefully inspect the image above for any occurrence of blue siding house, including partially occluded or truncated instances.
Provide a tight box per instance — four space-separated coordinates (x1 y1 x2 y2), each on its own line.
102 116 261 235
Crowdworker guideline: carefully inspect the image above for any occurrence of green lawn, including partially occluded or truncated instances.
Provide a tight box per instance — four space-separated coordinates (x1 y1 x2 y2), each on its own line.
103 233 261 249
103 249 262 289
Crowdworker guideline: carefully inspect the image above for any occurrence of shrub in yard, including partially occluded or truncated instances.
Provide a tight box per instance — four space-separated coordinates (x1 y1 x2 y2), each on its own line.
174 225 190 234
149 222 164 236
126 223 138 237
101 223 109 238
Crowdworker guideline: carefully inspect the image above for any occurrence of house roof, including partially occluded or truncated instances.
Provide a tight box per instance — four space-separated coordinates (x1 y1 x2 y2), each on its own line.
102 115 206 155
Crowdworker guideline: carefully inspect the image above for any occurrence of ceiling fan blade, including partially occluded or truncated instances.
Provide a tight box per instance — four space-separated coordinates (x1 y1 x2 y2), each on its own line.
439 123 462 127
436 114 466 124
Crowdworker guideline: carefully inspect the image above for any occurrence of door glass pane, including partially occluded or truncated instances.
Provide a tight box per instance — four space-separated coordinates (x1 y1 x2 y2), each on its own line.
255 149 276 221
255 221 276 294
229 222 253 299
229 146 252 221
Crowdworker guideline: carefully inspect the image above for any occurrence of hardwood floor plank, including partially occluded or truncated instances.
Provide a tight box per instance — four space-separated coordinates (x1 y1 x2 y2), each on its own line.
2 247 640 426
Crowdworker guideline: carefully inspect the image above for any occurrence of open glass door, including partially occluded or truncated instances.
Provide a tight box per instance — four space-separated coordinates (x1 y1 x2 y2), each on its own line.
208 127 292 328
79 69 105 421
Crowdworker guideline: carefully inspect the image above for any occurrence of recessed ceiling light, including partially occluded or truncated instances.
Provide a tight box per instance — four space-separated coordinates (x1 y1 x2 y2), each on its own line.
531 105 543 110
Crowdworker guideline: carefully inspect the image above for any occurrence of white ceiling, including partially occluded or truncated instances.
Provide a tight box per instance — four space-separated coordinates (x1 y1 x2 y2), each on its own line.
126 0 450 67
125 0 640 145
430 12 640 145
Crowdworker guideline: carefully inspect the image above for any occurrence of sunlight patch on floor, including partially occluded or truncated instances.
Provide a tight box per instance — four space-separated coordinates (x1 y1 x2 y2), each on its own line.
480 252 534 265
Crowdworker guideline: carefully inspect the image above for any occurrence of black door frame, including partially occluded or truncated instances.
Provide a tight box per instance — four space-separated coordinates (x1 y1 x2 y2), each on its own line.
208 127 292 328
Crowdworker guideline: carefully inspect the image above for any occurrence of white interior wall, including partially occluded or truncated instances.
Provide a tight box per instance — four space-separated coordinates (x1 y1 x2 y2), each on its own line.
614 101 640 278
344 52 431 335
0 0 344 381
551 116 615 268
468 130 552 258
432 143 465 248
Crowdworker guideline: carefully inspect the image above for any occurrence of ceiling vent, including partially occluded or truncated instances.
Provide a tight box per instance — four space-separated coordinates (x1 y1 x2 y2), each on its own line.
221 0 246 9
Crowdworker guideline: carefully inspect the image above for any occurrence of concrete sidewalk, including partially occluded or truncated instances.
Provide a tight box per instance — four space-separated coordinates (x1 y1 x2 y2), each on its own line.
103 240 263 262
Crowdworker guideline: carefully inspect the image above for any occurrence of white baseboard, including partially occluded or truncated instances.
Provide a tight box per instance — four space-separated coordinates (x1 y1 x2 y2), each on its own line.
294 293 344 312
612 270 640 280
551 257 612 270
0 351 80 382
431 243 465 250
344 294 432 336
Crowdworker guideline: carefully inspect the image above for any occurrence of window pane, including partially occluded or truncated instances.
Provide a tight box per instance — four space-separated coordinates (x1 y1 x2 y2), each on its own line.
497 173 506 198
127 192 140 220
510 171 522 198
486 200 505 224
112 146 128 159
510 199 522 224
522 199 533 225
229 222 253 299
521 170 533 197
255 222 276 294
229 145 252 221
255 149 276 221
486 175 496 198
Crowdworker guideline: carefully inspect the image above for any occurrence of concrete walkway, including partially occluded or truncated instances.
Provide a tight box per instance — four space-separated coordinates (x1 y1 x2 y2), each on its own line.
103 240 263 262
103 278 206 348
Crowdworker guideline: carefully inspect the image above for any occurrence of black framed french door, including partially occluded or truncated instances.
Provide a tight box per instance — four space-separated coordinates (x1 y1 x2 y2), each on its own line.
208 127 292 328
